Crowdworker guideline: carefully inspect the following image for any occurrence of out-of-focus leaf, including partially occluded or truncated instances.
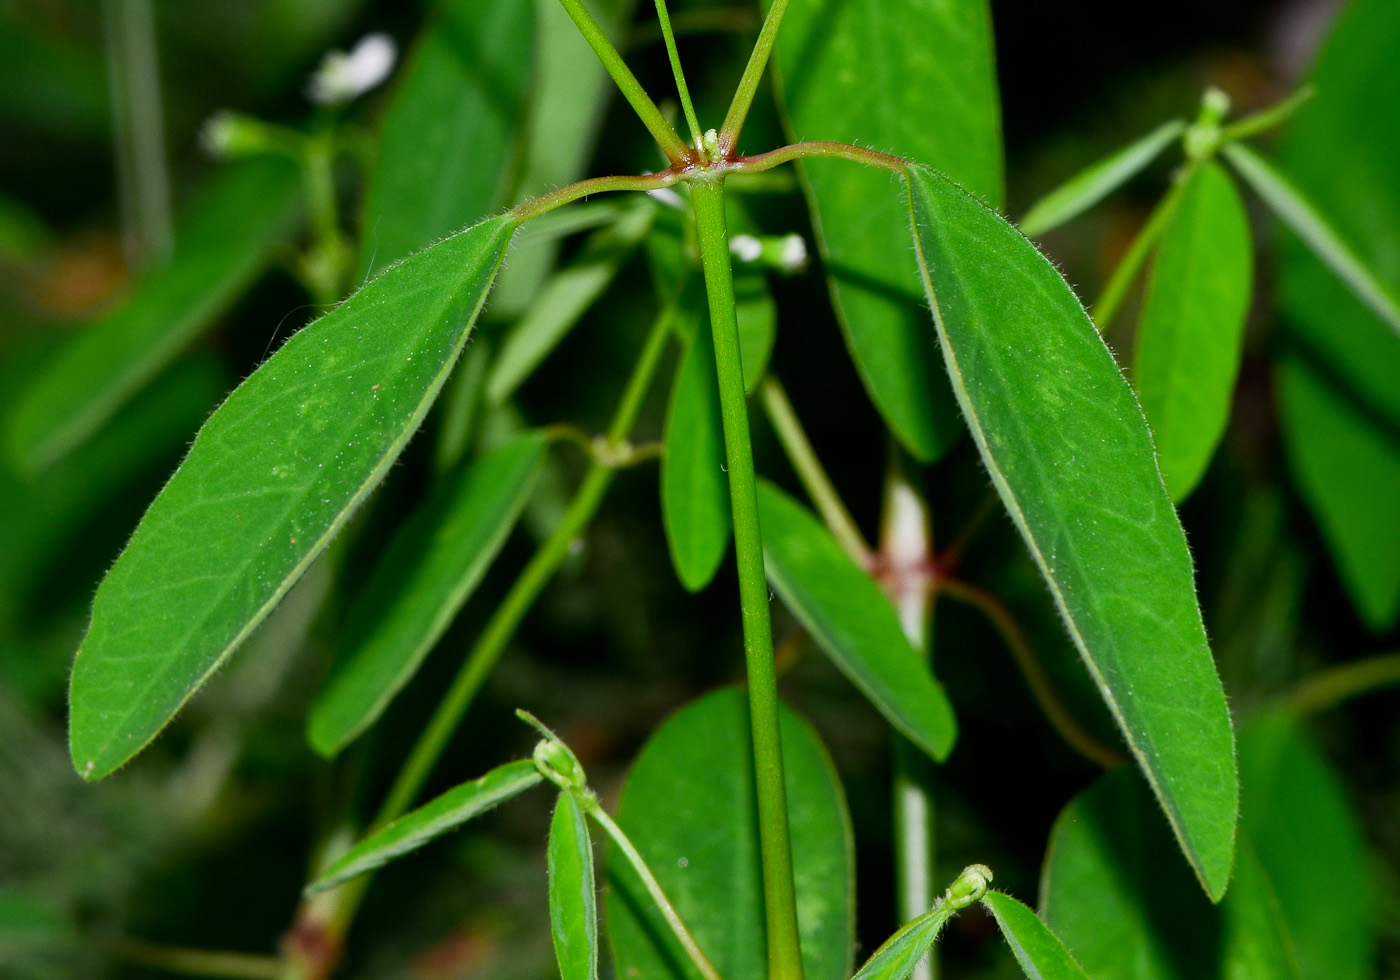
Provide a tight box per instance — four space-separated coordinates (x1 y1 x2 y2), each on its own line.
1277 357 1400 630
308 433 546 756
662 303 730 592
1219 844 1303 980
357 0 532 277
68 215 515 781
606 688 853 980
906 162 1236 898
486 203 654 406
1239 712 1373 980
757 480 956 761
308 759 542 892
767 0 1002 461
0 892 66 942
1020 120 1185 237
7 158 302 474
549 792 599 980
1273 0 1400 630
1227 143 1400 340
980 891 1091 980
1133 161 1253 500
0 194 51 263
735 273 776 393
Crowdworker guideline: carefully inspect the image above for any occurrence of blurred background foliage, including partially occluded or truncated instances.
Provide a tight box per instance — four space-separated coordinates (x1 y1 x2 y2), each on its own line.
0 0 1396 978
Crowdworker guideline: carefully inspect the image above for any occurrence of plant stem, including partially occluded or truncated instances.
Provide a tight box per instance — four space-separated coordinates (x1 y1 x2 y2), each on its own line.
733 140 908 175
584 799 727 980
555 0 691 163
1091 172 1188 333
300 124 349 306
939 580 1127 769
102 937 282 980
508 171 685 224
1220 85 1315 143
719 0 791 154
760 376 871 560
653 0 704 150
690 176 804 980
101 0 172 266
1286 652 1400 717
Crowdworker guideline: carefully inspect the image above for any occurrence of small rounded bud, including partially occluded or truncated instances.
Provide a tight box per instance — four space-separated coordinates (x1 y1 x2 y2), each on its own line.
944 864 993 910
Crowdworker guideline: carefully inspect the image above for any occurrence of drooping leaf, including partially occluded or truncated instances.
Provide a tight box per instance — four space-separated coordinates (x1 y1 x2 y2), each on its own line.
905 162 1237 898
756 480 956 761
308 433 546 756
486 203 654 406
606 688 854 980
662 302 730 592
1237 711 1374 980
1133 161 1253 500
7 158 302 474
1225 142 1400 339
308 759 542 893
980 891 1091 980
549 791 599 980
357 0 532 277
767 0 1002 461
68 214 516 781
1020 120 1185 237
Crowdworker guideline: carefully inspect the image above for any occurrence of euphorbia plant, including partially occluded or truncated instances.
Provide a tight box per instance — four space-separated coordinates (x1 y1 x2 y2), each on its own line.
11 0 1398 979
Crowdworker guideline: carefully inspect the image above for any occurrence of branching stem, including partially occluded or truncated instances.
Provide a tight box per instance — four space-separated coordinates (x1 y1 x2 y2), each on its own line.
719 0 792 154
1287 652 1400 717
653 0 705 149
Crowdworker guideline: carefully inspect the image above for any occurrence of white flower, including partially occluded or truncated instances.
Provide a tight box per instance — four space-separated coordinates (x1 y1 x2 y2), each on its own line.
307 33 397 106
730 234 763 263
778 234 808 273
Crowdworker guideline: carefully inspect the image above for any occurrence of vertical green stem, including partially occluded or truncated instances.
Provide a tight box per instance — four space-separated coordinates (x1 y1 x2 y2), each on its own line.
1091 172 1189 333
300 125 349 307
101 0 172 266
719 0 791 153
690 177 804 980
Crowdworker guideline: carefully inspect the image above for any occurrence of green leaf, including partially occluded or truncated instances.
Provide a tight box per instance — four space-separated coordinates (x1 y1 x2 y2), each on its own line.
905 162 1237 898
767 0 1002 461
7 158 302 474
68 214 516 781
1020 120 1185 237
486 203 654 406
308 433 546 756
662 303 730 592
849 909 949 980
549 791 599 980
1277 358 1400 630
1238 711 1374 980
1133 161 1253 500
980 892 1091 980
357 0 533 277
735 273 777 393
605 688 853 980
756 480 956 761
308 759 542 893
1224 142 1400 339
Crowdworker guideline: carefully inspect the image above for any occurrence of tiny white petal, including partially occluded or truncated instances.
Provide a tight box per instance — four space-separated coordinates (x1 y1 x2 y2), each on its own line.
307 32 397 105
779 234 808 272
730 234 763 263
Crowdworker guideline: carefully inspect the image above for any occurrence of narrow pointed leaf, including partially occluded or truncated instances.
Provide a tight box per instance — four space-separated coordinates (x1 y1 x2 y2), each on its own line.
905 162 1237 898
1224 142 1400 338
308 433 547 756
308 759 541 893
8 158 302 474
1020 120 1185 237
757 480 956 761
68 215 515 781
662 305 730 592
767 0 1002 461
851 905 958 980
980 892 1091 980
486 204 654 406
357 0 533 277
606 689 854 980
549 791 599 980
1133 161 1253 500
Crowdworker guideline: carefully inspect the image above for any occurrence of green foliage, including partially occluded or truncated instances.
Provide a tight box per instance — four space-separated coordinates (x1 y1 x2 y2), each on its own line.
548 791 600 980
980 892 1090 980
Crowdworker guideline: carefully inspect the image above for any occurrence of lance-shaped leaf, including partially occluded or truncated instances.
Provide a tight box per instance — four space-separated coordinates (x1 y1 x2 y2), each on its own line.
735 273 777 393
1020 120 1185 237
662 304 730 592
8 158 302 474
757 480 956 761
849 909 951 980
606 689 854 980
767 0 1002 461
549 791 599 980
1133 161 1253 500
357 0 532 277
308 433 546 757
1224 142 1400 339
308 759 542 893
905 162 1237 899
68 214 516 781
980 892 1091 980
